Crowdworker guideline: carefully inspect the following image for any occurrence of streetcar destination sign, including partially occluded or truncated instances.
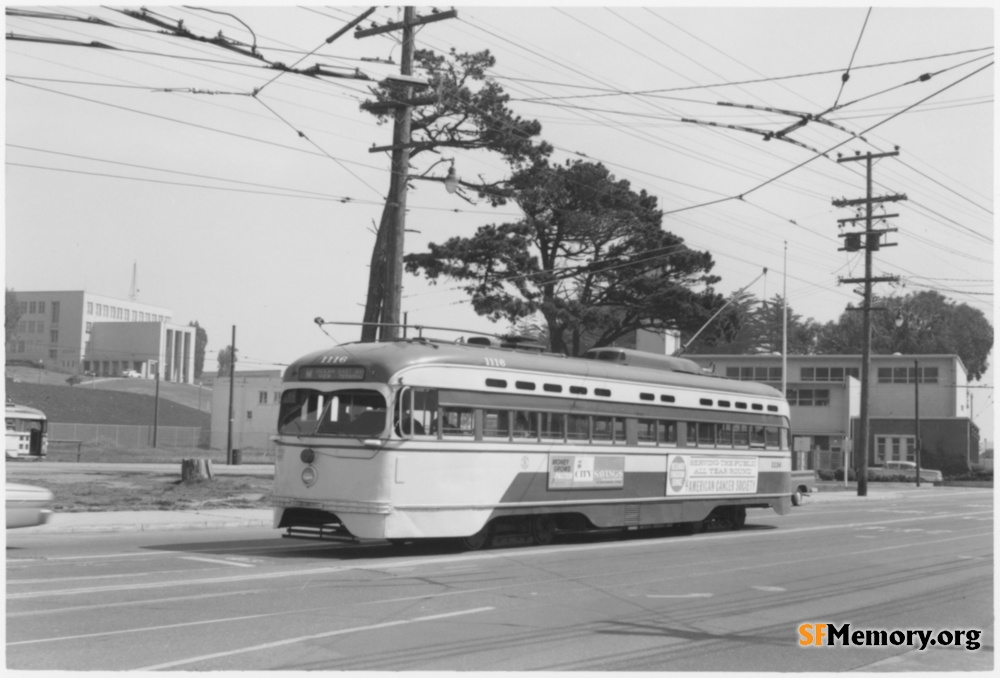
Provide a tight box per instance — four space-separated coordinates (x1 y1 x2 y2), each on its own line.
299 365 366 381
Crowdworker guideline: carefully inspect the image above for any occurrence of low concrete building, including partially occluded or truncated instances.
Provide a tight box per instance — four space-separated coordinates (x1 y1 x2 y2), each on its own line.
210 371 283 453
687 353 979 474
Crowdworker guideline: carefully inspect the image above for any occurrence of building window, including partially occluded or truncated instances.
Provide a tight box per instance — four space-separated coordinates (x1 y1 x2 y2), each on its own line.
87 302 94 315
259 391 268 404
86 322 92 333
786 389 830 406
247 411 253 420
29 301 37 314
875 435 916 464
38 301 45 314
19 301 27 313
50 330 58 344
727 366 782 382
877 366 939 384
49 349 57 359
801 366 859 382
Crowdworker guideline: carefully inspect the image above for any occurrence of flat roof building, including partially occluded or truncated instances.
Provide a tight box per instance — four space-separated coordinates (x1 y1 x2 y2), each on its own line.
7 290 196 384
687 353 979 474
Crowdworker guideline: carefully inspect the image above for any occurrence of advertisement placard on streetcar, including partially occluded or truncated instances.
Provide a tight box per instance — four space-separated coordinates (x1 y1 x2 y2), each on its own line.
666 455 758 496
548 454 625 489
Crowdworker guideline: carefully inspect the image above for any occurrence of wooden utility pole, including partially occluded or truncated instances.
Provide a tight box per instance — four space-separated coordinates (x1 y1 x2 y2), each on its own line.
834 151 905 497
356 7 457 342
226 325 236 465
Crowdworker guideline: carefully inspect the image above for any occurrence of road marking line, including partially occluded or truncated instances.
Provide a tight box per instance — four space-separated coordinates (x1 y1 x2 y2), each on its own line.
181 556 255 568
752 586 786 592
134 606 495 671
646 593 712 598
6 590 262 618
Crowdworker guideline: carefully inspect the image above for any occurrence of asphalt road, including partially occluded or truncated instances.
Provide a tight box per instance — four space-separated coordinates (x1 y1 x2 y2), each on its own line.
6 489 993 671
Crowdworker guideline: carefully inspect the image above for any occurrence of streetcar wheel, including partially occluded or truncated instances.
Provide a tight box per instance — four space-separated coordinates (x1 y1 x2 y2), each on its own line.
460 524 492 550
530 515 556 546
730 506 747 531
791 490 803 507
680 519 704 535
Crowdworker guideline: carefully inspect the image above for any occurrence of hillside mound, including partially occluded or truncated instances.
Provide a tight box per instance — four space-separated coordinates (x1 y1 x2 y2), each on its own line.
5 381 210 428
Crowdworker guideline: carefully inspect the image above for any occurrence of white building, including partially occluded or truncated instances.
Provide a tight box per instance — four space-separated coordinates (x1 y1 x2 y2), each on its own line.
7 290 196 384
210 371 284 452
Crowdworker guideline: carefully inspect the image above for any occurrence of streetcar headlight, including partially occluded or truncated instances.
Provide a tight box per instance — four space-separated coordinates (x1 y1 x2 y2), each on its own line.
300 448 316 464
301 465 318 487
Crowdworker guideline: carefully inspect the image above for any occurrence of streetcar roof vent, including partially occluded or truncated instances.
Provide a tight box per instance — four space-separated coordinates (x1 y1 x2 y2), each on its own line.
466 335 547 353
582 347 702 374
465 336 499 347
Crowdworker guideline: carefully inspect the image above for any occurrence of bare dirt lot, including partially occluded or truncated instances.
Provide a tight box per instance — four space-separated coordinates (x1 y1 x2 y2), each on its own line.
7 466 272 513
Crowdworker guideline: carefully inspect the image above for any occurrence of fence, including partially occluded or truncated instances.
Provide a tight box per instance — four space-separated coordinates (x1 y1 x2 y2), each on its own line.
49 423 207 449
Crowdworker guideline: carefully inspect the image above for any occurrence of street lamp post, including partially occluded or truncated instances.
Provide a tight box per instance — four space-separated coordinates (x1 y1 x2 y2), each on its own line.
895 313 921 487
914 358 921 487
150 360 160 448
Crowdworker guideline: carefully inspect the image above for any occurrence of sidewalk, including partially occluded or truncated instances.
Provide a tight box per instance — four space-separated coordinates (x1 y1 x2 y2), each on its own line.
12 508 274 535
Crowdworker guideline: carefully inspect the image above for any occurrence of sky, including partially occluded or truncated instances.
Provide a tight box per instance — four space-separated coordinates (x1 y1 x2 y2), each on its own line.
3 3 995 442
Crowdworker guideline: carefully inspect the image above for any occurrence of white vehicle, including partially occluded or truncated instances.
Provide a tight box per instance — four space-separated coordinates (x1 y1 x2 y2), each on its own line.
872 460 943 483
6 483 54 528
5 401 48 460
273 337 793 549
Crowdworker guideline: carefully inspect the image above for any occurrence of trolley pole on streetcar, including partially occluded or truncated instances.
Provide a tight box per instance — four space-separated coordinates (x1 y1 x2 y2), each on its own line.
833 150 905 497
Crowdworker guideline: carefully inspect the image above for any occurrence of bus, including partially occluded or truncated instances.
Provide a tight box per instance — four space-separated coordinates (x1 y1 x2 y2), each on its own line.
272 337 792 548
5 400 48 460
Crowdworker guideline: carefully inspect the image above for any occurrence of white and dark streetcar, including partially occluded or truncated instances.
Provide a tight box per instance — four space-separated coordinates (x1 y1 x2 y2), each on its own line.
273 337 792 548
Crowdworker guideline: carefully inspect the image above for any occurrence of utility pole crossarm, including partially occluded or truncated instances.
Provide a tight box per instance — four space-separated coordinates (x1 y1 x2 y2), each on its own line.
353 9 458 38
838 213 899 224
832 194 907 208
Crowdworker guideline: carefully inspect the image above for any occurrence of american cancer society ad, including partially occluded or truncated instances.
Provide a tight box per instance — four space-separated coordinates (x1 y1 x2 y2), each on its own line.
667 455 758 495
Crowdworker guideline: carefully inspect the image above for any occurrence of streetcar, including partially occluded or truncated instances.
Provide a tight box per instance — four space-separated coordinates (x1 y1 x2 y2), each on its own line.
5 400 48 460
272 335 791 548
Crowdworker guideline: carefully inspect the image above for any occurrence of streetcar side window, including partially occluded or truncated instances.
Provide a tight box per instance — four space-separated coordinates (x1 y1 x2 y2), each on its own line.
733 424 750 447
541 413 565 441
512 411 539 440
567 414 589 441
483 409 510 439
637 419 657 444
441 407 475 437
717 423 734 447
591 416 612 442
397 388 438 437
697 422 715 446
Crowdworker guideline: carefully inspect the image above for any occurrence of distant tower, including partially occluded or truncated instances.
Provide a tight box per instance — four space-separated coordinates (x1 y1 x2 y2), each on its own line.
129 261 139 301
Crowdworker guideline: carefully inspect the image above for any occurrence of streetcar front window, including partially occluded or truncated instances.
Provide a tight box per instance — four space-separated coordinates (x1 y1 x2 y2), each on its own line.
279 389 387 437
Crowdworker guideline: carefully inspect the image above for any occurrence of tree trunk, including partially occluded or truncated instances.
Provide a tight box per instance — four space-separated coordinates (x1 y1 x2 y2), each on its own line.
361 203 394 342
181 458 214 482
